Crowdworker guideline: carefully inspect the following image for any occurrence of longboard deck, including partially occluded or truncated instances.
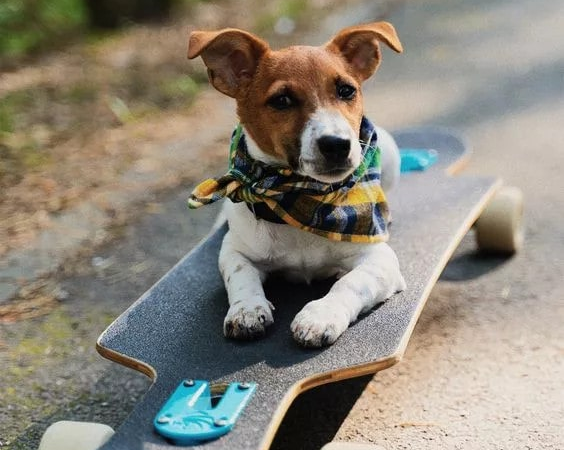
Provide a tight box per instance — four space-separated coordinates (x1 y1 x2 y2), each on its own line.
97 128 499 450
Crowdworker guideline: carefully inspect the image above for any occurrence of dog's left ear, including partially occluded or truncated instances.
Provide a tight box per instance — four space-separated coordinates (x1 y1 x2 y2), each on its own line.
326 22 403 81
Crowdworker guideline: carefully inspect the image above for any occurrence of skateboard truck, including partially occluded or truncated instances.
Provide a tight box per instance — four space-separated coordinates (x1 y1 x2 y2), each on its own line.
154 379 257 445
400 148 438 172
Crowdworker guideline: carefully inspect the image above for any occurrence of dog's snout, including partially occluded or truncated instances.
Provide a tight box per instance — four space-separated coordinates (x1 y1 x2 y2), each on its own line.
317 136 350 163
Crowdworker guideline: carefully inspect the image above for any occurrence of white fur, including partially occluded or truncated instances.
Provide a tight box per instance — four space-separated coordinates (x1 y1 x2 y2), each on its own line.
219 114 405 347
298 108 362 183
376 125 401 192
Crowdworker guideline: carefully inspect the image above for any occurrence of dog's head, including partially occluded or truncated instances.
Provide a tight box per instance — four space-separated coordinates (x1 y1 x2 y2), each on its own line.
188 23 402 183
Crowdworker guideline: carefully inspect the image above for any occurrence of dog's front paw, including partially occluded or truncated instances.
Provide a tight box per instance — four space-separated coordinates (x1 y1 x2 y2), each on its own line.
224 300 274 340
291 300 349 348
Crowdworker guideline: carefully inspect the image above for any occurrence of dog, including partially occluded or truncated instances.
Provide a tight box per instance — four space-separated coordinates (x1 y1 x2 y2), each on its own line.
187 22 406 347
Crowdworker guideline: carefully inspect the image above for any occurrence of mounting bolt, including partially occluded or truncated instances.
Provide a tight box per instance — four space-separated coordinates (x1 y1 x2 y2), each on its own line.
183 379 195 387
157 416 170 424
238 382 250 390
214 418 229 427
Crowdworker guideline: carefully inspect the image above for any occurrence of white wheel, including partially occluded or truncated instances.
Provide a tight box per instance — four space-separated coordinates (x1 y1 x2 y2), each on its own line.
475 186 524 254
38 421 114 450
321 443 386 450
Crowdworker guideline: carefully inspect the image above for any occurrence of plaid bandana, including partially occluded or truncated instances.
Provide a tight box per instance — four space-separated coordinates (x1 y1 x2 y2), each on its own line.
188 116 389 243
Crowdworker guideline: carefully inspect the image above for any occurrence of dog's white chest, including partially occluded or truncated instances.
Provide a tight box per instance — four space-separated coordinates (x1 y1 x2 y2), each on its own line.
225 202 360 281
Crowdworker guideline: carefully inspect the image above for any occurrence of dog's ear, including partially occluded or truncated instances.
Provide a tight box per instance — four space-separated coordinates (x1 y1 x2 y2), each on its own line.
326 22 402 81
188 28 269 98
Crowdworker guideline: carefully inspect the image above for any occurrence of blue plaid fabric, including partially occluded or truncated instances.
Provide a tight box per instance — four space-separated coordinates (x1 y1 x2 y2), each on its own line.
188 116 389 243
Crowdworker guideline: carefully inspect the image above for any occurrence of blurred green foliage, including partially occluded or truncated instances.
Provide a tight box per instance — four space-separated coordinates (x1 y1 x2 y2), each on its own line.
256 0 308 33
0 0 87 59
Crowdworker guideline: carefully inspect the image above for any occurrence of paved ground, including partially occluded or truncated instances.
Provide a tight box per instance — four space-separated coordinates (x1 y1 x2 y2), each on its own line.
2 0 564 448
336 0 564 448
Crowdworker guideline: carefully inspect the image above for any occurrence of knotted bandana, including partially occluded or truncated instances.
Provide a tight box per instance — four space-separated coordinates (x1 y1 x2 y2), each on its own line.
188 116 389 243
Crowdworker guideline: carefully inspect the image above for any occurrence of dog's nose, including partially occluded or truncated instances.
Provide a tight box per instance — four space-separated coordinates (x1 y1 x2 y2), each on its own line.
317 136 351 164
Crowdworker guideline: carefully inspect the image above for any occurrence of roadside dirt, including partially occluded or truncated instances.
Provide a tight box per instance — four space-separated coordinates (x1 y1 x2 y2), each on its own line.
0 0 360 259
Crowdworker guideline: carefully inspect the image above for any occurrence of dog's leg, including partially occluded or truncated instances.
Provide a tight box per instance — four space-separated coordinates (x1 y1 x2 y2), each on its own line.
219 231 274 339
291 243 406 347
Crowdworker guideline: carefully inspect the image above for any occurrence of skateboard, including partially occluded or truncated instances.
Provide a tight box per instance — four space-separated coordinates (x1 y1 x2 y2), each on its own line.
38 127 523 450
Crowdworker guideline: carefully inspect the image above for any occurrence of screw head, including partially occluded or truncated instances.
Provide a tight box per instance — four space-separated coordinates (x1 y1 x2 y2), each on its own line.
214 418 229 427
238 382 250 390
183 379 195 387
157 416 170 424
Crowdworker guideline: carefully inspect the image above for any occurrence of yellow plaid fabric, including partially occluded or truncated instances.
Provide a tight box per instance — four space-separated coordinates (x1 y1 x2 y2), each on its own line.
188 117 389 243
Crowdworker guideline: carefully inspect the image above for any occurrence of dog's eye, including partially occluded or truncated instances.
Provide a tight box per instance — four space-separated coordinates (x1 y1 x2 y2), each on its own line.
337 84 356 100
267 94 294 110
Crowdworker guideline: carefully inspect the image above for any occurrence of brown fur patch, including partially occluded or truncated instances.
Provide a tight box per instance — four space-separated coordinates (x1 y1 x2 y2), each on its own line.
236 46 364 167
188 23 403 166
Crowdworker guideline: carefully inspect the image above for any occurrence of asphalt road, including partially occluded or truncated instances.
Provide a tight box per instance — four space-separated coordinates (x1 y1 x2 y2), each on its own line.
3 0 564 448
336 0 564 448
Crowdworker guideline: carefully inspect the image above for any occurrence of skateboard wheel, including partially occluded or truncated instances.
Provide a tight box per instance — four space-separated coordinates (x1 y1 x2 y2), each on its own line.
38 421 114 450
475 186 524 254
321 443 386 450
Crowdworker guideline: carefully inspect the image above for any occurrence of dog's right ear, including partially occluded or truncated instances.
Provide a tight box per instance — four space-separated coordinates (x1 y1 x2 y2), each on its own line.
326 22 403 81
188 29 269 98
